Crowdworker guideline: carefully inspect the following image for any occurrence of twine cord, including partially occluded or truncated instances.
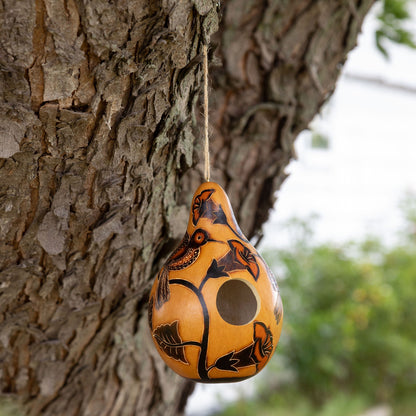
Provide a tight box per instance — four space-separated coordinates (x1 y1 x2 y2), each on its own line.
203 44 210 182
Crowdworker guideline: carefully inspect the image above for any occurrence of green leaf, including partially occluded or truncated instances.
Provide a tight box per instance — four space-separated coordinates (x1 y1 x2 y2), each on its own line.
375 0 416 58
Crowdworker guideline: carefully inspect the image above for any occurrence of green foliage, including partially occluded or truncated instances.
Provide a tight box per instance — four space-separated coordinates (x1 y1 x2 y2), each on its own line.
217 391 370 416
263 223 416 404
399 191 416 243
311 132 330 150
376 0 416 57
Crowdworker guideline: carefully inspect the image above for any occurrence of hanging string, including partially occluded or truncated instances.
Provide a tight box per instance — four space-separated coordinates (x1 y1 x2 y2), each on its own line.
203 44 210 182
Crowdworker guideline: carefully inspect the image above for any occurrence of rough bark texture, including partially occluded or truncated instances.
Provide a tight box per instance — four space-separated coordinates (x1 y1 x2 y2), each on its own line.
0 0 373 415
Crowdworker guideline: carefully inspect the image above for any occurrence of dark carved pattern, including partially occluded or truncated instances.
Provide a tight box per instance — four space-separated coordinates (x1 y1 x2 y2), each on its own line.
148 297 154 329
209 321 274 374
155 229 210 309
191 189 247 241
155 267 170 309
227 239 259 280
153 321 189 364
192 189 215 225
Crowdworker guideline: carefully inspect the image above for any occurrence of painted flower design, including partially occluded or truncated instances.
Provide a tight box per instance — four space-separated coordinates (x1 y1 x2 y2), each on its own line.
192 189 214 225
251 322 273 371
228 240 259 280
209 321 274 374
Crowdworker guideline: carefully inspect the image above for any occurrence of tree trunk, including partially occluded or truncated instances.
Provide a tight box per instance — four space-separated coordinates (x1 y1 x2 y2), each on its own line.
0 0 373 415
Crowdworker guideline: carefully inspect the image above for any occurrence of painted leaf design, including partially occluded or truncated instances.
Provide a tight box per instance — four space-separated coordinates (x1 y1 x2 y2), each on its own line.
213 351 239 372
153 321 188 364
155 267 170 309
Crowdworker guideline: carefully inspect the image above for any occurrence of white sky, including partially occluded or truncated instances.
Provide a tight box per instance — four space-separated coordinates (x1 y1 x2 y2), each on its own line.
261 3 416 249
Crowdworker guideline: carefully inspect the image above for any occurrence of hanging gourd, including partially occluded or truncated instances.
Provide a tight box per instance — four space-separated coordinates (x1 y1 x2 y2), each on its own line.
147 45 283 383
148 182 283 382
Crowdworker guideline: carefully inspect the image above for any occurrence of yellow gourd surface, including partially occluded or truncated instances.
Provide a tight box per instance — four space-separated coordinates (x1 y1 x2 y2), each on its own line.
148 182 283 383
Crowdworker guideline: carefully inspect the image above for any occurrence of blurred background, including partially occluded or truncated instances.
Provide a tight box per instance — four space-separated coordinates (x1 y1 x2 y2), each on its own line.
186 1 416 415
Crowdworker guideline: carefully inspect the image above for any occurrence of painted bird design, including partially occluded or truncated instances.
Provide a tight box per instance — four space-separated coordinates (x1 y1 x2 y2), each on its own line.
155 229 213 309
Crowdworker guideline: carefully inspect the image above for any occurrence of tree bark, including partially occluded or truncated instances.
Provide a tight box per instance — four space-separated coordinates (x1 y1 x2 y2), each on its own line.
0 0 373 415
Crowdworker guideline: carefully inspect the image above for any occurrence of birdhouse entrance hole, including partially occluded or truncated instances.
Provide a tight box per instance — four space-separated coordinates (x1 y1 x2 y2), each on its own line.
216 279 260 325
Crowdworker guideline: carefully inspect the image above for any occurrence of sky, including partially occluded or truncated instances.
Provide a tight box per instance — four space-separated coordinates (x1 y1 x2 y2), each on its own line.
261 3 416 249
186 4 416 415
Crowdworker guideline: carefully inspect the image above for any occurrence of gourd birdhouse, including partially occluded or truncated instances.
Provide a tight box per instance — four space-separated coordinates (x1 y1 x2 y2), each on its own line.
148 182 283 383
